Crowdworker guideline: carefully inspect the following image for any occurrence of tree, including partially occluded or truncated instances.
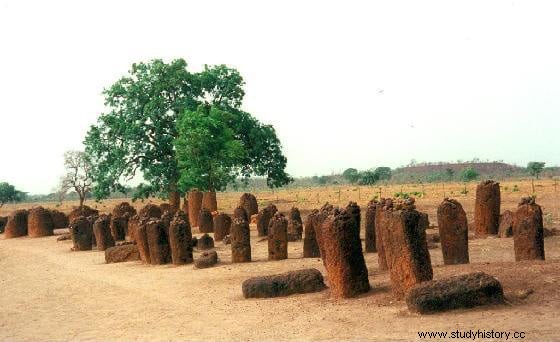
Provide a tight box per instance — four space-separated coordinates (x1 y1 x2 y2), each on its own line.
459 167 479 182
59 151 93 209
85 59 290 209
358 170 379 185
445 167 454 180
342 168 360 184
374 167 392 181
527 162 545 179
175 105 245 192
0 182 25 207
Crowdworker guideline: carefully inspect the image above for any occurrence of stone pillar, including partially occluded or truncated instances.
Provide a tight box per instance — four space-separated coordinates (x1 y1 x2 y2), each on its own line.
146 219 171 265
28 207 54 238
268 213 288 260
233 206 249 221
474 180 501 236
513 197 545 261
110 216 127 241
70 216 93 251
4 209 28 238
381 199 433 300
169 212 193 265
375 198 393 270
187 189 203 228
198 208 214 233
312 203 335 265
213 213 232 241
345 201 361 233
303 210 321 258
257 204 277 237
437 198 469 265
138 204 163 219
202 191 218 212
318 209 370 298
364 200 377 253
93 214 115 251
136 219 151 264
287 207 303 241
239 193 258 218
231 218 251 262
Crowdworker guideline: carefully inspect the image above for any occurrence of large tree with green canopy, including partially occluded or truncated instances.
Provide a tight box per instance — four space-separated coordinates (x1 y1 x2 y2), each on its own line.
84 59 291 208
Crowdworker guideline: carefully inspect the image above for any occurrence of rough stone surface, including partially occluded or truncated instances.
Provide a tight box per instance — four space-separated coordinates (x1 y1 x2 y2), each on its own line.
135 219 151 264
239 193 258 218
110 216 128 241
49 209 69 228
312 203 336 265
70 216 93 251
318 209 370 298
198 208 214 233
345 201 361 234
381 200 433 300
406 272 505 314
375 198 393 270
105 244 140 263
0 216 7 234
437 198 469 265
231 218 251 263
126 215 140 242
28 207 54 238
242 269 327 299
474 180 501 236
138 204 162 220
498 210 514 238
364 200 377 253
268 213 288 261
93 214 115 251
146 219 171 265
159 203 171 214
197 233 215 250
257 204 278 237
287 207 303 241
233 206 249 222
68 205 98 224
202 191 218 212
513 197 545 261
112 202 137 218
187 189 203 228
303 210 321 258
168 211 193 265
418 212 430 231
194 250 218 269
4 209 28 238
213 213 231 241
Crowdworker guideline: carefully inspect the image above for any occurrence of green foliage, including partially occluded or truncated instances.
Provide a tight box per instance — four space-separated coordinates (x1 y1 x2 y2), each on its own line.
445 168 454 180
460 186 468 195
358 170 378 185
84 59 291 201
0 182 26 207
316 175 330 185
426 171 446 183
175 105 245 191
410 191 424 198
342 168 360 184
512 184 519 192
527 162 545 179
459 167 479 182
394 191 410 199
374 167 392 181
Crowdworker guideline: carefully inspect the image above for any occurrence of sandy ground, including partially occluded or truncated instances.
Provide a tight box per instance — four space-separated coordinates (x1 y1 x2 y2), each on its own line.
1 225 559 341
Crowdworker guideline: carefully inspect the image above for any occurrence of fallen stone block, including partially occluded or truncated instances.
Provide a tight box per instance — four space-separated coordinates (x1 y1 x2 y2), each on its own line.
242 268 327 299
105 244 140 263
194 250 218 269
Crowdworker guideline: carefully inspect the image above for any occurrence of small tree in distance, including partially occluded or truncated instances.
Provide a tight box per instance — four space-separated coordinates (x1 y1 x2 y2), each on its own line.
527 162 545 179
342 168 360 184
0 182 25 207
459 167 479 182
59 151 93 209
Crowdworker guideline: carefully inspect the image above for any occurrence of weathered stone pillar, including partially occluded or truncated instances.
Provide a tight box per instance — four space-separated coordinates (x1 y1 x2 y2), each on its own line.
198 208 214 233
257 204 277 237
239 193 258 218
474 180 501 236
28 207 54 238
213 213 232 241
146 219 171 265
168 212 193 265
437 198 469 265
268 213 288 260
364 200 377 253
93 214 115 251
303 210 321 258
70 216 93 251
187 189 203 227
231 218 251 262
4 209 28 238
513 197 545 261
202 191 218 212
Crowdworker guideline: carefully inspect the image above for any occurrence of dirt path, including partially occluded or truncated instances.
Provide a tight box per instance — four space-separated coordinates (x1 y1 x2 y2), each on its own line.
1 232 559 341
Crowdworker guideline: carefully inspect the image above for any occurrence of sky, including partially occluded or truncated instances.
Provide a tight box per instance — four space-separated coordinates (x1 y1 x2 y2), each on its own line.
1 0 559 194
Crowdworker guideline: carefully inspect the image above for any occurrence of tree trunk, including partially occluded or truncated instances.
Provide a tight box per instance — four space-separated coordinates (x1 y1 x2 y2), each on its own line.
169 183 181 212
79 196 85 210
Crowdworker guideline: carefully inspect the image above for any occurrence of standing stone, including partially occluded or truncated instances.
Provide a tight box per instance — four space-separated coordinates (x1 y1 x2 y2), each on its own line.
268 213 288 261
233 206 249 221
168 212 193 265
127 215 140 242
303 210 321 258
198 208 214 233
197 233 215 250
437 198 469 265
70 216 93 251
418 212 430 231
287 207 303 241
318 209 370 298
112 202 137 218
498 210 514 238
364 200 377 253
138 204 163 220
135 219 151 264
257 204 277 237
381 199 433 300
4 209 28 238
0 216 7 234
231 218 251 263
202 191 218 212
182 197 189 216
93 214 115 251
239 193 258 218
110 216 128 241
49 209 69 228
159 203 172 214
146 219 171 265
375 198 393 270
474 180 501 236
187 189 203 227
28 207 54 238
312 203 335 265
345 202 361 233
68 205 99 225
513 197 545 261
214 213 232 241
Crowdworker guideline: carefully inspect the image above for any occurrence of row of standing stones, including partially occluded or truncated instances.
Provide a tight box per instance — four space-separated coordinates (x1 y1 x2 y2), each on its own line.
0 182 550 314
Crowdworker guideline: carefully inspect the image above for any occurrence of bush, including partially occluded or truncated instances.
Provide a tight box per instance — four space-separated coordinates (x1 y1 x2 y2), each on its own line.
459 167 479 182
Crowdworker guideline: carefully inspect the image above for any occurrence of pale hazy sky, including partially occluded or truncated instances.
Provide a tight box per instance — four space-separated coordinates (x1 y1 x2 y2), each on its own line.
1 0 559 194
